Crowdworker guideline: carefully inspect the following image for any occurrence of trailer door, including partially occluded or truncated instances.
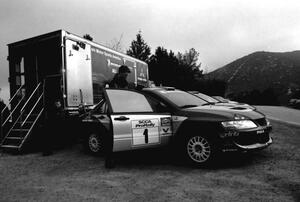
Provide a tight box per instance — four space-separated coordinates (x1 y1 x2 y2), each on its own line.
65 39 93 107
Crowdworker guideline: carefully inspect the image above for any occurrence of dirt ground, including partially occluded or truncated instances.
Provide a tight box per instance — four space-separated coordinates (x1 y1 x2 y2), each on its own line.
0 120 299 202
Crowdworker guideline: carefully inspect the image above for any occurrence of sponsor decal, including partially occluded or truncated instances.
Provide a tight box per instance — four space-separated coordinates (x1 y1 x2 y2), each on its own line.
257 130 264 134
160 126 172 135
161 117 171 126
133 119 157 128
132 119 159 145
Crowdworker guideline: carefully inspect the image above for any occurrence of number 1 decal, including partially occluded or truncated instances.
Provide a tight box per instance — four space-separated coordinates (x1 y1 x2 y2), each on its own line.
143 129 149 143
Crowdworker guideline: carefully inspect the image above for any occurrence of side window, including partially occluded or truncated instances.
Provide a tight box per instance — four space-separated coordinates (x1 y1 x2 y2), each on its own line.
106 89 153 113
146 96 169 113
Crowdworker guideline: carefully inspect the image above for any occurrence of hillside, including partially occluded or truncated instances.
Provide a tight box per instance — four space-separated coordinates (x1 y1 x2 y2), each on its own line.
207 51 300 104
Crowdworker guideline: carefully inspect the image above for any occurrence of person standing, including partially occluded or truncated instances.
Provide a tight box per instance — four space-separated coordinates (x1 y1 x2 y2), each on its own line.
104 65 131 168
42 99 64 156
109 65 131 88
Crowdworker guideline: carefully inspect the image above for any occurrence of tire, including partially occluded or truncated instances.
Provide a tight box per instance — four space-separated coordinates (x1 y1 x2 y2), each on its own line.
184 134 216 167
86 132 104 155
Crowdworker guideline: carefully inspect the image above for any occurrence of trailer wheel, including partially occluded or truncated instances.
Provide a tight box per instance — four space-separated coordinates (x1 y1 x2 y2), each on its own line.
86 132 103 155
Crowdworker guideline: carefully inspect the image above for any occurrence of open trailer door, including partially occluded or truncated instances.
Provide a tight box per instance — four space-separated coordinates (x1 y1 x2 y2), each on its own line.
65 39 94 107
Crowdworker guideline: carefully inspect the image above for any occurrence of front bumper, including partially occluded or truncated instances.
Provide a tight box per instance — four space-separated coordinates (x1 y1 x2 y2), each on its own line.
221 125 273 152
233 137 272 150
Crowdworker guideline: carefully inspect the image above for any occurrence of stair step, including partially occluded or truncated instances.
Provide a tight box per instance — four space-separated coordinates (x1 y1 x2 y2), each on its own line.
15 121 34 129
17 121 34 124
11 128 29 132
2 137 23 146
23 114 39 119
8 129 29 138
1 145 19 149
5 137 23 140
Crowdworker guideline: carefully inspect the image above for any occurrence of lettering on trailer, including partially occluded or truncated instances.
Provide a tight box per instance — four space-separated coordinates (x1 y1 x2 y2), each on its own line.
137 68 147 82
137 67 147 82
91 47 122 61
131 119 159 146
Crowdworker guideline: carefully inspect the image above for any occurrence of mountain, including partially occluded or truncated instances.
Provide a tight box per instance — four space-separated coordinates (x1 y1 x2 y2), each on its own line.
207 51 300 104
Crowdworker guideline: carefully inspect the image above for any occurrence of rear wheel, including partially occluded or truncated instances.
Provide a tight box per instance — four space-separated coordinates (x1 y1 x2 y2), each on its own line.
86 132 103 155
184 134 216 166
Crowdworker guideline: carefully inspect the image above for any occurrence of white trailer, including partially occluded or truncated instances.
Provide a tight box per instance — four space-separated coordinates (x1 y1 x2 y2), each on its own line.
1 30 149 150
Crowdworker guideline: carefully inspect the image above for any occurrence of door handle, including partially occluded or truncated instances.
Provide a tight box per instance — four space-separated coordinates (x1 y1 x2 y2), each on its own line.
114 116 129 121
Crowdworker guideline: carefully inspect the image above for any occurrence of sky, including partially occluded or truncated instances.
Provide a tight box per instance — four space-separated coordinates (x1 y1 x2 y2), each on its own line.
0 0 300 103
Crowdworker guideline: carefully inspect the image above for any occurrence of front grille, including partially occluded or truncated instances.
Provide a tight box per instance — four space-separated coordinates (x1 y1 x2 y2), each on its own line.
255 118 267 126
234 131 270 145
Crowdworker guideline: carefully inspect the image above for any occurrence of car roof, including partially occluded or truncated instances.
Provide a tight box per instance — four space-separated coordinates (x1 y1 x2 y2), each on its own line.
143 87 176 92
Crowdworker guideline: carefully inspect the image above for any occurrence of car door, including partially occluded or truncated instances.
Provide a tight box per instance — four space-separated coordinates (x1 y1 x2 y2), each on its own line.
86 99 111 131
104 89 173 152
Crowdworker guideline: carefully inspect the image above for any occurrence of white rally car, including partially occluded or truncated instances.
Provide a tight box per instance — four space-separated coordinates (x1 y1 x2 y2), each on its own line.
80 87 272 166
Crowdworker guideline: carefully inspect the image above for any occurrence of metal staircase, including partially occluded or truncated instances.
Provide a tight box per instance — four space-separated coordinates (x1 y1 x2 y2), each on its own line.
0 83 44 151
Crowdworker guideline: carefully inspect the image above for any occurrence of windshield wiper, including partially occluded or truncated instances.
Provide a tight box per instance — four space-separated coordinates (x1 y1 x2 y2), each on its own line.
180 104 198 108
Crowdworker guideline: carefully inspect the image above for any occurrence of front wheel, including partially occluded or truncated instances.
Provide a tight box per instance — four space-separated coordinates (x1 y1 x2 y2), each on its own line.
185 135 216 166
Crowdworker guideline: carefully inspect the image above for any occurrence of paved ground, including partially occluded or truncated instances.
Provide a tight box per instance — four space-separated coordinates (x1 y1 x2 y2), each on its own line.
255 106 300 127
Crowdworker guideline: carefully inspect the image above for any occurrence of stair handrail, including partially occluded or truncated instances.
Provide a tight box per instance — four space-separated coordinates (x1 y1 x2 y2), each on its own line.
1 85 24 125
1 85 24 114
1 94 25 127
0 111 23 145
21 92 44 127
20 83 42 114
1 83 42 145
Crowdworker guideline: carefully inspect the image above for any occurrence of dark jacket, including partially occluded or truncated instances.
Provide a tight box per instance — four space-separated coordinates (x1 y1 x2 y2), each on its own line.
109 73 129 88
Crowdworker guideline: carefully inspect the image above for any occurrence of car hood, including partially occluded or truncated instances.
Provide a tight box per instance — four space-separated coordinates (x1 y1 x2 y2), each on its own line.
182 105 265 121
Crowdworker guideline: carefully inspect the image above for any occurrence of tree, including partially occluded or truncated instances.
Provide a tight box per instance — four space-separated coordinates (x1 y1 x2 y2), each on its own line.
177 48 203 80
127 31 151 62
148 47 206 90
83 34 93 41
106 34 124 52
148 47 179 86
177 48 201 70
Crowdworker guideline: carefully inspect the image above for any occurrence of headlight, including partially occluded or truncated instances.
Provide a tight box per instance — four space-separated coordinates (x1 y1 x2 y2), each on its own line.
266 118 271 126
221 120 257 129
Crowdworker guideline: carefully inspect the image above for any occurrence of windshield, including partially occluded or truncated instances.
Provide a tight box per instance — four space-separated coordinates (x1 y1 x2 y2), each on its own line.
213 96 228 103
156 90 208 108
195 93 219 103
